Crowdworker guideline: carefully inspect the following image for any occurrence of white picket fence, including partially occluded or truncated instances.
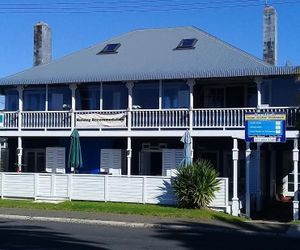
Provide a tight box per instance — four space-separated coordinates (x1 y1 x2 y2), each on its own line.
0 173 229 211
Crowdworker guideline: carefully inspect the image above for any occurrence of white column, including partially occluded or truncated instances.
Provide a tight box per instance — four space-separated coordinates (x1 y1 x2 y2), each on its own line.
245 142 251 218
187 79 195 131
232 138 240 216
127 136 132 176
17 86 24 131
100 82 103 110
159 80 162 110
255 77 263 109
45 84 49 111
256 143 262 211
293 139 299 221
69 84 77 129
17 136 22 172
187 79 195 161
126 82 134 131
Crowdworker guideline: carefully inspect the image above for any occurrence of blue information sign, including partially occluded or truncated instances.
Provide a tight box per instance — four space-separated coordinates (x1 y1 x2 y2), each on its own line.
245 112 286 143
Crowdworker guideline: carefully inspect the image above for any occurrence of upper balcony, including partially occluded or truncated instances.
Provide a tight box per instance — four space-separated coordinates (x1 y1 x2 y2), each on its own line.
1 106 298 130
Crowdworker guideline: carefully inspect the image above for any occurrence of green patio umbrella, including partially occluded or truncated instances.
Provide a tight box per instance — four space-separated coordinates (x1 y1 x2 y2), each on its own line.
68 129 83 173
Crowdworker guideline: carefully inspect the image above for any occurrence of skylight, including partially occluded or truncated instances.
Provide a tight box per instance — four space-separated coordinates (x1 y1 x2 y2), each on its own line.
175 38 198 50
98 43 121 54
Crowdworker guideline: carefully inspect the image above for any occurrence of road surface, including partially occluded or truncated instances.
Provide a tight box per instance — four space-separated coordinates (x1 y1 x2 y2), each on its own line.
0 218 298 249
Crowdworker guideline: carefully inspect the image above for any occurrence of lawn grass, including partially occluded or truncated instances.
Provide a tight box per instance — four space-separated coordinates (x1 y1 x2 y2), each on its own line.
0 199 244 223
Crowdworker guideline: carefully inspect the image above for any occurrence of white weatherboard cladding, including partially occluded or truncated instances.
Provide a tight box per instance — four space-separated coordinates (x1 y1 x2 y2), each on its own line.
4 174 34 198
46 147 66 174
100 149 122 175
162 149 184 176
108 177 143 203
71 175 105 201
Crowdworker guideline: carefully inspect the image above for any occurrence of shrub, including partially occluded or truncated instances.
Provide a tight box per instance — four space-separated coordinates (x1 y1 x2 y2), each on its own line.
173 160 220 208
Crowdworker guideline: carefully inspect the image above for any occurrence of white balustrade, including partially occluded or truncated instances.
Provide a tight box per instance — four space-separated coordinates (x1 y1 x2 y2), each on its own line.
21 111 71 129
0 107 298 130
131 109 190 128
2 112 18 128
193 107 299 128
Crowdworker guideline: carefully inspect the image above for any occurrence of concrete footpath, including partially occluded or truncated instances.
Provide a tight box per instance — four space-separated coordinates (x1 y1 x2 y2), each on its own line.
0 207 299 238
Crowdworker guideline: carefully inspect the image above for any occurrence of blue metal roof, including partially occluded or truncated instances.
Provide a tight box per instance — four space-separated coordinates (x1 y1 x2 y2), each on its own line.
0 26 299 85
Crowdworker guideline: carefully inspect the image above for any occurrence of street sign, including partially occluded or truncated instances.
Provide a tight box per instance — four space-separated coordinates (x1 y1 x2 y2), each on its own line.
245 112 286 143
0 113 3 128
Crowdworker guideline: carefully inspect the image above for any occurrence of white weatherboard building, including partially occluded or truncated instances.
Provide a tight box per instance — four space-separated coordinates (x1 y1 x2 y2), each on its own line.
0 25 299 219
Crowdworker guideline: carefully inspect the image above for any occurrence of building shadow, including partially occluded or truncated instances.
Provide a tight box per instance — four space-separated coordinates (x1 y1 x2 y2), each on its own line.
0 220 108 250
151 219 299 250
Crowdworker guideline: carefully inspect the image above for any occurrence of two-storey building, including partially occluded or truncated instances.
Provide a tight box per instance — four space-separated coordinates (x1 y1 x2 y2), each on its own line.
0 26 299 218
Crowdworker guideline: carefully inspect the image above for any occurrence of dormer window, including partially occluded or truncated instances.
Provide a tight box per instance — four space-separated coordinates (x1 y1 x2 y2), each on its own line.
175 38 197 50
97 43 121 54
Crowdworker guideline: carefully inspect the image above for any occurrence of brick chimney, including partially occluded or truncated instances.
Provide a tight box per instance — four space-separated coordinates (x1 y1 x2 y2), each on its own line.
34 22 52 66
263 5 277 65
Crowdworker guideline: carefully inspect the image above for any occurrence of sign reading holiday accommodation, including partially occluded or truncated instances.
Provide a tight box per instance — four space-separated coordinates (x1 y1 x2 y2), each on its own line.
245 112 286 143
76 113 127 128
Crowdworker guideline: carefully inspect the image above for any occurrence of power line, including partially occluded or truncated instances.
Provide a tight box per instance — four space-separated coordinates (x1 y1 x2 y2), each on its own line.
0 0 299 14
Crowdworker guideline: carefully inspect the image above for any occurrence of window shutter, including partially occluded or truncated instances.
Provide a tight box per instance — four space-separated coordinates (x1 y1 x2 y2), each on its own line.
162 149 183 176
100 149 122 175
46 147 66 173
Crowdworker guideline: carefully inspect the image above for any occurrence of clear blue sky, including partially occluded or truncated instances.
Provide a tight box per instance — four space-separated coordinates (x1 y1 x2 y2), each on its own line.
0 0 299 78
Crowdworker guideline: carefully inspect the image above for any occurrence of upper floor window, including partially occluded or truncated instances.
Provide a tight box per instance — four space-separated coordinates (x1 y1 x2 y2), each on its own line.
0 88 18 111
162 81 189 108
48 86 71 111
23 87 45 111
133 81 159 109
76 85 100 110
103 83 127 110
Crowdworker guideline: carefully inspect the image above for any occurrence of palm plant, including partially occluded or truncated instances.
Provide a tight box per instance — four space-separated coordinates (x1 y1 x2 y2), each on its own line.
173 159 220 208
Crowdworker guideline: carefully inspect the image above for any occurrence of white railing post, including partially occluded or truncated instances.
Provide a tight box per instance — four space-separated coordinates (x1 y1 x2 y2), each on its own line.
69 84 77 129
187 79 195 130
17 86 24 130
231 138 240 216
255 77 263 109
126 82 134 131
159 80 162 110
293 139 299 221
